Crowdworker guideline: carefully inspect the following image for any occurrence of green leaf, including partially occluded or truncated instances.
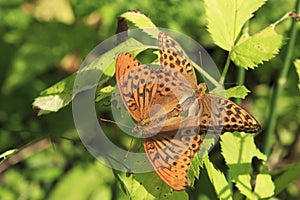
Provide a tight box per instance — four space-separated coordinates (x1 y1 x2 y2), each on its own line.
203 157 232 200
253 174 275 199
230 26 283 69
189 133 216 186
188 153 203 186
33 74 75 116
95 85 115 102
220 132 274 199
204 0 266 51
121 11 159 38
117 173 156 200
294 59 300 90
225 86 250 99
33 37 147 115
48 163 113 200
270 161 300 195
118 172 188 200
0 149 18 160
211 85 250 99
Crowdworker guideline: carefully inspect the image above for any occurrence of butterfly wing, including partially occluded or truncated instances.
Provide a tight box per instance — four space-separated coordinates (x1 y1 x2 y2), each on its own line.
158 32 197 89
143 117 201 190
196 94 261 134
151 67 196 118
116 53 158 121
116 53 196 123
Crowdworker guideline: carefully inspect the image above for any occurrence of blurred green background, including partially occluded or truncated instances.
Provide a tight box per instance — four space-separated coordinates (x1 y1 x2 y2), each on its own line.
0 0 299 199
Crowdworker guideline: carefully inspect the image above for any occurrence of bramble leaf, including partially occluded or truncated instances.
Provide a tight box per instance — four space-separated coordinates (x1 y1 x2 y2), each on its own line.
204 0 266 51
121 11 159 38
230 26 283 69
203 157 233 200
33 38 146 115
221 132 274 199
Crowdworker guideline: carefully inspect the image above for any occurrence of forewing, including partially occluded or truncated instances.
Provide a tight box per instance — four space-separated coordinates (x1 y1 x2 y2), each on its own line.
116 53 195 123
116 53 158 121
158 32 197 88
197 94 262 134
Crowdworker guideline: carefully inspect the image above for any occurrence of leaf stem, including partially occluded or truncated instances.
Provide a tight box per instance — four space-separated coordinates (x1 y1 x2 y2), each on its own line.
220 53 231 84
192 61 220 87
235 67 245 105
263 0 300 156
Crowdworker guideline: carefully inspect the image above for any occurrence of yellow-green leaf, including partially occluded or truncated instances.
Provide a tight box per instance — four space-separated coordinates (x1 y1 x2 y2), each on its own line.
230 26 283 69
203 157 232 200
204 0 266 51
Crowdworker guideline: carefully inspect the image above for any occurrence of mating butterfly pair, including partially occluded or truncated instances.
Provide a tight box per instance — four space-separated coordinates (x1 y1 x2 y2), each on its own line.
115 32 261 190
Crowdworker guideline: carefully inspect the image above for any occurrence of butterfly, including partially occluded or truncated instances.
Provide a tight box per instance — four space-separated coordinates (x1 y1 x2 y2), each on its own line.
158 32 261 134
115 32 261 190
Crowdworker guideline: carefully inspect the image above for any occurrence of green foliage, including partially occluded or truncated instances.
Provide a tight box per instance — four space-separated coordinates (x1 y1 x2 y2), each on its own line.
1 0 300 199
224 85 250 99
203 157 233 200
231 26 283 69
270 161 300 195
221 132 274 199
213 85 250 99
120 12 159 38
136 173 189 199
33 38 146 115
295 59 300 90
48 163 113 200
205 0 267 51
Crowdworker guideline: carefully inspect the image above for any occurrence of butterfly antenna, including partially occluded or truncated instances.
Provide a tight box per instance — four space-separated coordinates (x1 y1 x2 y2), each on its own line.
198 51 203 68
99 118 132 129
224 82 238 86
123 137 134 161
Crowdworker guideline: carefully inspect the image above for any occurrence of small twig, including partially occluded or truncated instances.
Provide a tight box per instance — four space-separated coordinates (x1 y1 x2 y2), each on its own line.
0 139 51 174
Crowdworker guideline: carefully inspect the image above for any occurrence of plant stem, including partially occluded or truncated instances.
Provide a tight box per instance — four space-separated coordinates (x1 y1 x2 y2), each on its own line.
235 21 249 105
235 67 246 104
263 0 300 156
236 67 245 105
192 61 220 87
220 53 231 85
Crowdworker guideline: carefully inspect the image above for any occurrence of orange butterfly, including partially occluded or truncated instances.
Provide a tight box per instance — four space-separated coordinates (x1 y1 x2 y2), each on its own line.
115 32 261 190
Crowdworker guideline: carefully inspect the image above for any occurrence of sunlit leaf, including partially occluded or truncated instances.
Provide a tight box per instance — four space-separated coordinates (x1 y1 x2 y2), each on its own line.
95 85 115 102
253 174 275 198
212 85 250 99
118 172 188 200
33 38 146 115
117 173 156 200
203 157 232 200
204 0 266 51
121 11 159 38
225 86 250 99
189 133 215 186
230 26 283 69
220 132 274 199
0 149 18 160
32 75 75 116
